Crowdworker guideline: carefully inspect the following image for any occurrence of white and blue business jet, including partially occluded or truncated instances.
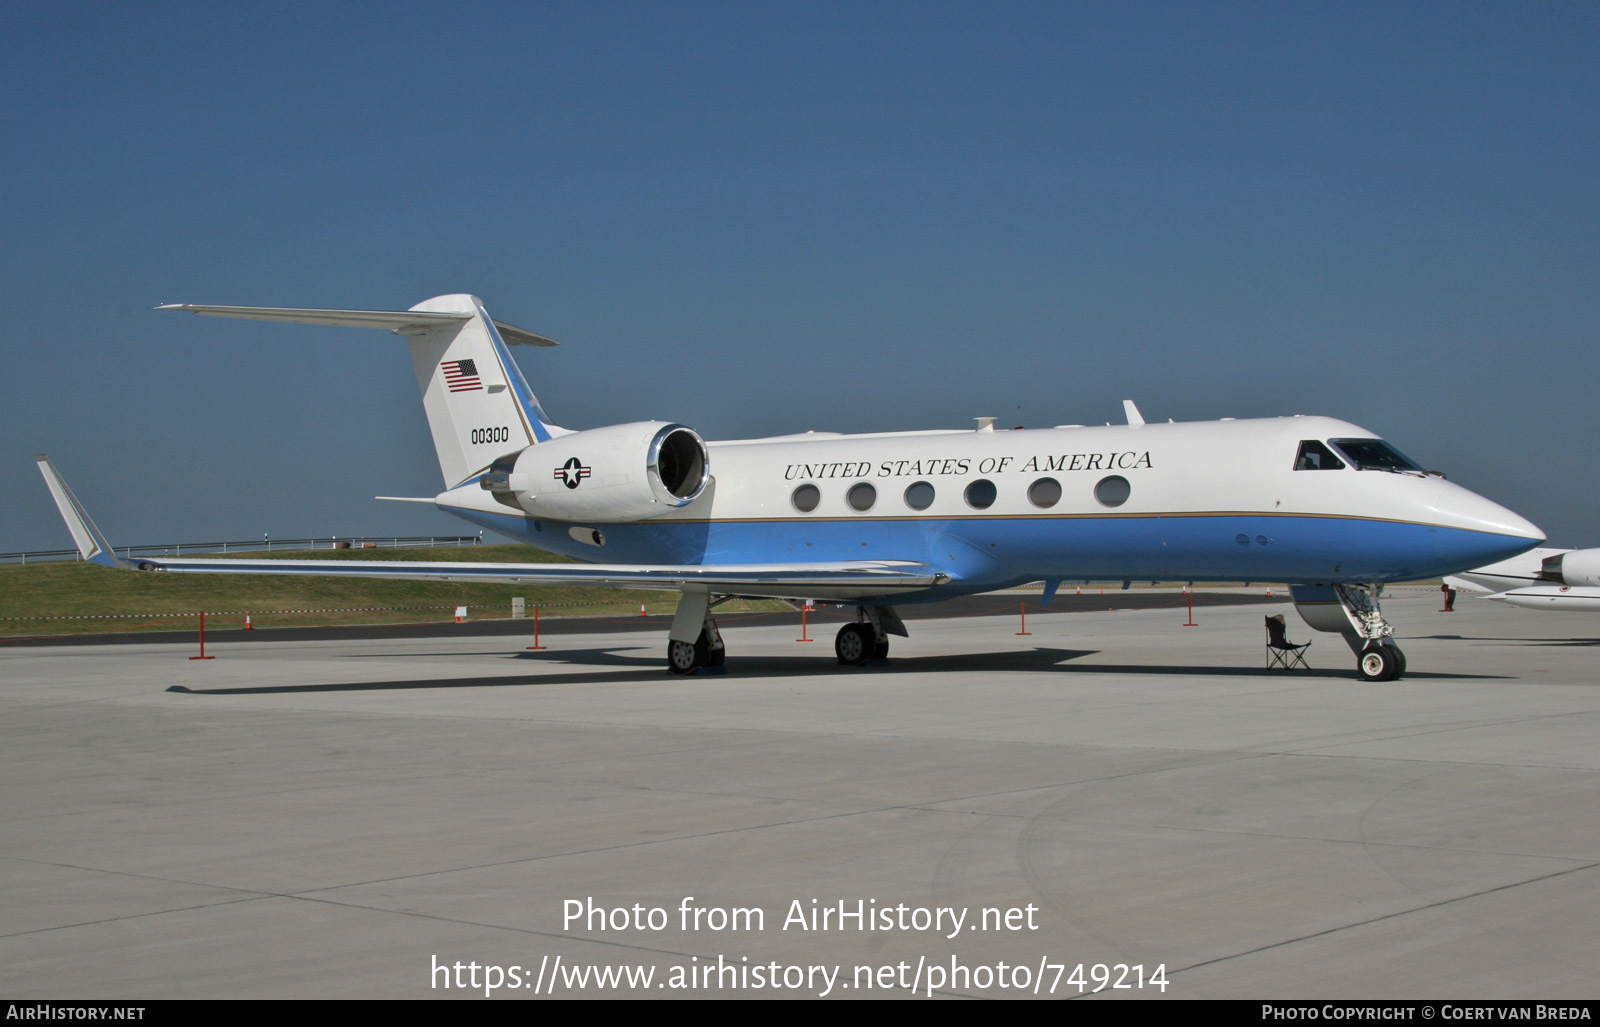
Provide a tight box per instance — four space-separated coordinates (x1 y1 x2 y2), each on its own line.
38 294 1543 680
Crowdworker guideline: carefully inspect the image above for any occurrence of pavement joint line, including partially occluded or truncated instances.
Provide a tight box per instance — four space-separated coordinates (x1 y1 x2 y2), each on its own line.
275 801 1046 900
931 805 1600 863
1165 859 1600 983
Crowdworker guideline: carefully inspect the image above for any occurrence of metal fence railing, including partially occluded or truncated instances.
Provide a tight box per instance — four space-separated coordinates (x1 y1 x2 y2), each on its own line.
1 535 484 565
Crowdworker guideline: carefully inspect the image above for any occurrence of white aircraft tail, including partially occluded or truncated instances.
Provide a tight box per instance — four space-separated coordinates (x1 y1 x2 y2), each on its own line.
158 294 564 488
400 295 565 487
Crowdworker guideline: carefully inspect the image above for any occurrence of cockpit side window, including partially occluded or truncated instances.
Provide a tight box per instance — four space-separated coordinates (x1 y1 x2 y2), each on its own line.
1328 438 1422 472
1294 440 1345 471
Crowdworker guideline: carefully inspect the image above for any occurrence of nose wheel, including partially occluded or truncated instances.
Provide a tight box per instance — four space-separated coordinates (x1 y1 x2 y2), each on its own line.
1357 643 1406 682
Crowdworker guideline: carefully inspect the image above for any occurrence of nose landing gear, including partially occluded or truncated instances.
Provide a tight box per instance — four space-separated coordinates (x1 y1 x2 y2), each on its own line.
1291 583 1406 681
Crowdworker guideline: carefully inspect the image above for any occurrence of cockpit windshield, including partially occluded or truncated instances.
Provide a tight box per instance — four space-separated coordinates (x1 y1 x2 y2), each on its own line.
1328 438 1424 473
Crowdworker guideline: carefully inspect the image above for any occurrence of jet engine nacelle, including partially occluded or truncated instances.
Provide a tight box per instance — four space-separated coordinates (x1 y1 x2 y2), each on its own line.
482 421 709 522
1539 548 1600 588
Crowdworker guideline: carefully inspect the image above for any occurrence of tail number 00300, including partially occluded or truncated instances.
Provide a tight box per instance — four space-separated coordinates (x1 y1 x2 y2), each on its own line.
471 427 510 445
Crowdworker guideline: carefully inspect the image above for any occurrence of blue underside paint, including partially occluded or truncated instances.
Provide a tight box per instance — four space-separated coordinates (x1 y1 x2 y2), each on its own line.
438 500 1537 603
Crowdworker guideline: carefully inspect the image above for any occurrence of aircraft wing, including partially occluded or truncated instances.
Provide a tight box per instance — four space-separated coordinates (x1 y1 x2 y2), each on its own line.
105 554 946 600
1445 547 1568 596
1441 575 1495 596
35 456 945 601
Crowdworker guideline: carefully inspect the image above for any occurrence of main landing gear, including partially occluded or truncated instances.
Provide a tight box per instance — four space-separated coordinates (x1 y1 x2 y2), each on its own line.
834 606 904 666
1290 583 1406 681
665 591 726 675
662 594 908 674
667 629 726 674
834 623 890 665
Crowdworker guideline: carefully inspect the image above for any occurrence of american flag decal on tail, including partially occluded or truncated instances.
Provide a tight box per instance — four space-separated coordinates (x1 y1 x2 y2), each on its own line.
441 359 483 392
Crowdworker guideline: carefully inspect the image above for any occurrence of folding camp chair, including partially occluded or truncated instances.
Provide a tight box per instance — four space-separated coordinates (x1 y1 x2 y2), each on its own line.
1265 614 1311 670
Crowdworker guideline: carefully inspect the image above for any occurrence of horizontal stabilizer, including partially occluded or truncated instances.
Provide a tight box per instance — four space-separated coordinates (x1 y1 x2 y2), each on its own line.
155 303 560 347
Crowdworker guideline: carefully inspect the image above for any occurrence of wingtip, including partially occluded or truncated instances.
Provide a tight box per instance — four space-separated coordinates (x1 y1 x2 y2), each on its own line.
35 456 127 568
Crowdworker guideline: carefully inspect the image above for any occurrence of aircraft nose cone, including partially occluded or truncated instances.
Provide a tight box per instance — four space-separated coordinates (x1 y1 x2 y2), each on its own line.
1441 483 1542 539
1432 480 1544 565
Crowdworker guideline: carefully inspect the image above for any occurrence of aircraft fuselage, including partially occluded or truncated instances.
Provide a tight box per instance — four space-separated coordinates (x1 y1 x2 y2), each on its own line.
436 414 1539 600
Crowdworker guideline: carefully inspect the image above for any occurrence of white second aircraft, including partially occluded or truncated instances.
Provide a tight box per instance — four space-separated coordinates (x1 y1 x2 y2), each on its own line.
1446 548 1600 611
38 294 1544 680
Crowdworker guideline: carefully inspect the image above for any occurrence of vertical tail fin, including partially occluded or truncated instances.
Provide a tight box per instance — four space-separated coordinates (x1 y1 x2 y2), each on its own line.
157 295 564 489
402 295 563 488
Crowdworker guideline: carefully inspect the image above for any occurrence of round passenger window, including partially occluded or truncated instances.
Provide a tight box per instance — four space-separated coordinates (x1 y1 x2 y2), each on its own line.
847 482 877 512
1094 475 1131 507
904 480 935 511
791 484 821 513
1028 477 1062 509
965 479 997 510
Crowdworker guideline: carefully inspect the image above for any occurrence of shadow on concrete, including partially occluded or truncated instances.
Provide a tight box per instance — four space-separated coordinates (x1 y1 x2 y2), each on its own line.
163 643 1503 695
1415 634 1600 648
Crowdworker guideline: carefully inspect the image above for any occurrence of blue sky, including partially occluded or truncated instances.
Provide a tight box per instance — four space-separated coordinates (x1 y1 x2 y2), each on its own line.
4 1 1597 552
